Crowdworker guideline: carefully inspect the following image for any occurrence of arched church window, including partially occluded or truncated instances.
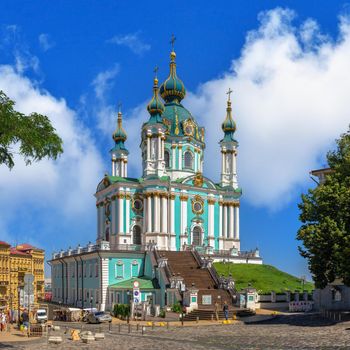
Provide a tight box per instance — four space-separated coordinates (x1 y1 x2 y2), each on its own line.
164 150 170 168
133 225 142 245
184 151 193 169
192 226 202 246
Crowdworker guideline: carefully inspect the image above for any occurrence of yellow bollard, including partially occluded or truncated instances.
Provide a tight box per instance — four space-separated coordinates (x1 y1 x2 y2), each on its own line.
146 322 152 327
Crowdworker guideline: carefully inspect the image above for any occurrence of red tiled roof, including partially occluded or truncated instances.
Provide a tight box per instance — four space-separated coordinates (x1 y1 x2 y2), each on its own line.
10 248 31 257
0 241 10 247
16 243 43 252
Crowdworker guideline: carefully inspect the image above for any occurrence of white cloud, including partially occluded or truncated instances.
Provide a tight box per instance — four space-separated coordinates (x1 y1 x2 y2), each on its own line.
110 8 350 209
108 33 150 55
91 64 119 101
38 33 55 52
0 65 103 224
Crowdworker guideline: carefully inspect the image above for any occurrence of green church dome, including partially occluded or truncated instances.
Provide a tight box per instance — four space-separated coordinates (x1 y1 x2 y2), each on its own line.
159 51 186 103
112 111 128 150
221 98 237 142
146 77 165 123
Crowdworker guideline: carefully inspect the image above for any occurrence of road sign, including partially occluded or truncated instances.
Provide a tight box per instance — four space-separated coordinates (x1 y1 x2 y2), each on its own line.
133 289 140 304
133 281 140 289
24 273 34 284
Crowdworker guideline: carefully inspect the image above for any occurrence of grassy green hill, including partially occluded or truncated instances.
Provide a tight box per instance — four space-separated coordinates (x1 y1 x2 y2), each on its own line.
213 263 314 293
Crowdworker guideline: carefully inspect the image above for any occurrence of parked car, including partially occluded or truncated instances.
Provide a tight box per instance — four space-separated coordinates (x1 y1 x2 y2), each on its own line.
36 309 48 323
87 311 112 324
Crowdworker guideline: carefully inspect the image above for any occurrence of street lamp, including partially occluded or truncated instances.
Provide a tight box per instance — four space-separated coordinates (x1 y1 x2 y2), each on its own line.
126 290 131 323
17 286 21 327
90 296 93 312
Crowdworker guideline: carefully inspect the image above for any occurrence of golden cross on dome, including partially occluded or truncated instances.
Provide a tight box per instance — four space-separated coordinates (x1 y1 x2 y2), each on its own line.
153 65 159 78
226 88 233 101
170 34 176 51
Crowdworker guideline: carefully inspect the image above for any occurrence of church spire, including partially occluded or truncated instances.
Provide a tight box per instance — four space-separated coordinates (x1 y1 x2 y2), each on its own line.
221 88 237 142
159 34 186 103
146 66 165 123
110 103 129 177
220 89 238 188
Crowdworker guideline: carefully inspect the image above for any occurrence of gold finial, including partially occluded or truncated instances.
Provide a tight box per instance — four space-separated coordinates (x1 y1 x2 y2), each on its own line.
226 88 233 102
153 65 159 85
117 102 122 126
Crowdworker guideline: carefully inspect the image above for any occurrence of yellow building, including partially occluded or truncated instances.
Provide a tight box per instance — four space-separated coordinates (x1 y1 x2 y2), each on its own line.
0 241 45 313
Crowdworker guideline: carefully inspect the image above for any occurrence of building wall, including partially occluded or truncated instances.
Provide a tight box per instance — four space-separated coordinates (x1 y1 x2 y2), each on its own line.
313 284 350 311
108 257 144 285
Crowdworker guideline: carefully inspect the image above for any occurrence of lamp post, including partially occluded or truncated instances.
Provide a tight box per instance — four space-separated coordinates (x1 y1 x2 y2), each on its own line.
17 286 21 328
90 296 93 312
126 290 130 323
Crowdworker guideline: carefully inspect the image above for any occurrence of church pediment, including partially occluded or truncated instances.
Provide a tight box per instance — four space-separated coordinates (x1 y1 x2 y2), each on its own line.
180 173 216 189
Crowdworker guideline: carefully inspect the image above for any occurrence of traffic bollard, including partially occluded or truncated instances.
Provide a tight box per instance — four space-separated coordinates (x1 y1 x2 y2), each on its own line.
136 324 139 331
118 324 121 333
109 322 111 332
196 316 199 323
128 324 131 333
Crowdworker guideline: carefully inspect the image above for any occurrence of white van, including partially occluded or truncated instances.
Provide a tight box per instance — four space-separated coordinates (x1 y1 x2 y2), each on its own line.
36 309 48 323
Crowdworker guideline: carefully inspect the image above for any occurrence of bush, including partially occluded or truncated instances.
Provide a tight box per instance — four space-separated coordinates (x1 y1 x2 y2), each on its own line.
159 309 166 318
171 302 182 313
113 304 130 319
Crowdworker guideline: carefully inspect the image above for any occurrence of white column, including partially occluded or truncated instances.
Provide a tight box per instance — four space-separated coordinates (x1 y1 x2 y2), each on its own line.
180 196 187 235
170 195 175 234
158 135 161 159
124 159 128 177
234 206 240 239
112 200 116 235
229 205 234 238
219 203 222 238
161 196 167 233
143 197 147 233
172 146 176 169
147 137 151 161
221 151 225 174
154 196 160 232
147 195 152 232
208 201 214 237
125 194 130 234
118 196 124 234
178 147 182 170
112 160 115 176
223 205 227 239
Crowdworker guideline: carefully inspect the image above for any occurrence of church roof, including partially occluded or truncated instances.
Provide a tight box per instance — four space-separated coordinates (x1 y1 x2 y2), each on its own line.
109 277 157 289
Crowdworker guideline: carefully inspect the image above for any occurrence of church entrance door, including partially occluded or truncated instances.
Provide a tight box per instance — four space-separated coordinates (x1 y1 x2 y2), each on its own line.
192 226 202 246
133 225 142 245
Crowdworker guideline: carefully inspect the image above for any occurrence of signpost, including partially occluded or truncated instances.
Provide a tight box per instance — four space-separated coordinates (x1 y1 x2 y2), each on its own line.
133 280 140 304
24 273 34 335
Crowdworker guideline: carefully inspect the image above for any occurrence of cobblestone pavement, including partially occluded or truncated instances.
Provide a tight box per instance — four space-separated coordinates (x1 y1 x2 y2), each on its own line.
2 314 350 350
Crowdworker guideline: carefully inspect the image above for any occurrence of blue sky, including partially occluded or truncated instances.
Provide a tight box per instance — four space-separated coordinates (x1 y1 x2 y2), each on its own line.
1 1 350 280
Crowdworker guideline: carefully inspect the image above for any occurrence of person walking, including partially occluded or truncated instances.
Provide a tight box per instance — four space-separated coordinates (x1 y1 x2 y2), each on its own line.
223 301 229 321
214 301 219 321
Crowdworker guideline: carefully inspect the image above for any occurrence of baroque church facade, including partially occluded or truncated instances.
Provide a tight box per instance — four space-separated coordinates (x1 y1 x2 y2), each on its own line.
50 45 261 312
97 48 241 253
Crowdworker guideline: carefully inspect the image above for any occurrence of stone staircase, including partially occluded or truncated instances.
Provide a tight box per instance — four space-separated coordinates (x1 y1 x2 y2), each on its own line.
183 308 255 321
158 250 233 308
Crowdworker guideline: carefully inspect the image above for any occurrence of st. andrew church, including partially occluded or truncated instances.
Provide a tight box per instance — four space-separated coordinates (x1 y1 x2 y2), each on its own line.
51 45 261 312
97 49 241 252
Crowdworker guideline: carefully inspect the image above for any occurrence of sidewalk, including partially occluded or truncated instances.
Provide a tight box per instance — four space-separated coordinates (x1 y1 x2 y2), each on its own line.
0 324 37 343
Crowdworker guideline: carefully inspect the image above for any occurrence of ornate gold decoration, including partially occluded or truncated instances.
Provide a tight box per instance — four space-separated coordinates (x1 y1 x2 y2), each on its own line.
178 144 183 149
125 194 132 200
180 194 188 201
196 125 199 139
171 144 177 149
182 119 196 137
163 117 171 134
194 172 204 187
132 196 143 212
169 194 176 200
200 127 205 142
191 195 204 215
207 198 216 205
175 114 179 135
104 198 111 216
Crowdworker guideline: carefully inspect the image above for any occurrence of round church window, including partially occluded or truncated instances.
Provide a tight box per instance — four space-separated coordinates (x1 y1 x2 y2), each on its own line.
133 198 143 211
193 201 203 213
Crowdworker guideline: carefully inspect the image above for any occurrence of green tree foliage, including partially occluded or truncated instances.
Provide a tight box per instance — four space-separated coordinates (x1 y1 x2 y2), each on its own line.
297 128 350 288
0 90 63 169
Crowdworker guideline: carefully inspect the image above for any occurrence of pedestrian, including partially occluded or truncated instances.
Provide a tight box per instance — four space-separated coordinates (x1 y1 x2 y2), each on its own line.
223 301 229 320
22 309 29 329
0 312 6 332
214 301 219 321
0 312 3 332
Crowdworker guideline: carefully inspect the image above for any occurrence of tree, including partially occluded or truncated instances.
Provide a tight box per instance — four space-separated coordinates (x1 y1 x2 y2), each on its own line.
0 90 63 169
297 128 350 288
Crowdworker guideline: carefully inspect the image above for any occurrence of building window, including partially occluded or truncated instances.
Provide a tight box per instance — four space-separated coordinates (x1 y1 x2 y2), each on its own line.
89 264 92 277
164 150 170 168
133 225 142 245
116 261 124 279
132 261 139 277
95 263 99 277
192 226 202 246
184 151 193 169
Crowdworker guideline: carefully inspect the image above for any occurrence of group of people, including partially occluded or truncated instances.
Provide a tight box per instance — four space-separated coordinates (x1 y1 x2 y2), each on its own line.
0 311 8 332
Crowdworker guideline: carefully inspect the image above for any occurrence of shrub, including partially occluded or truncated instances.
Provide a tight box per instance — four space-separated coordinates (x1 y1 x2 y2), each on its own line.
171 302 182 313
159 309 166 318
113 304 130 319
